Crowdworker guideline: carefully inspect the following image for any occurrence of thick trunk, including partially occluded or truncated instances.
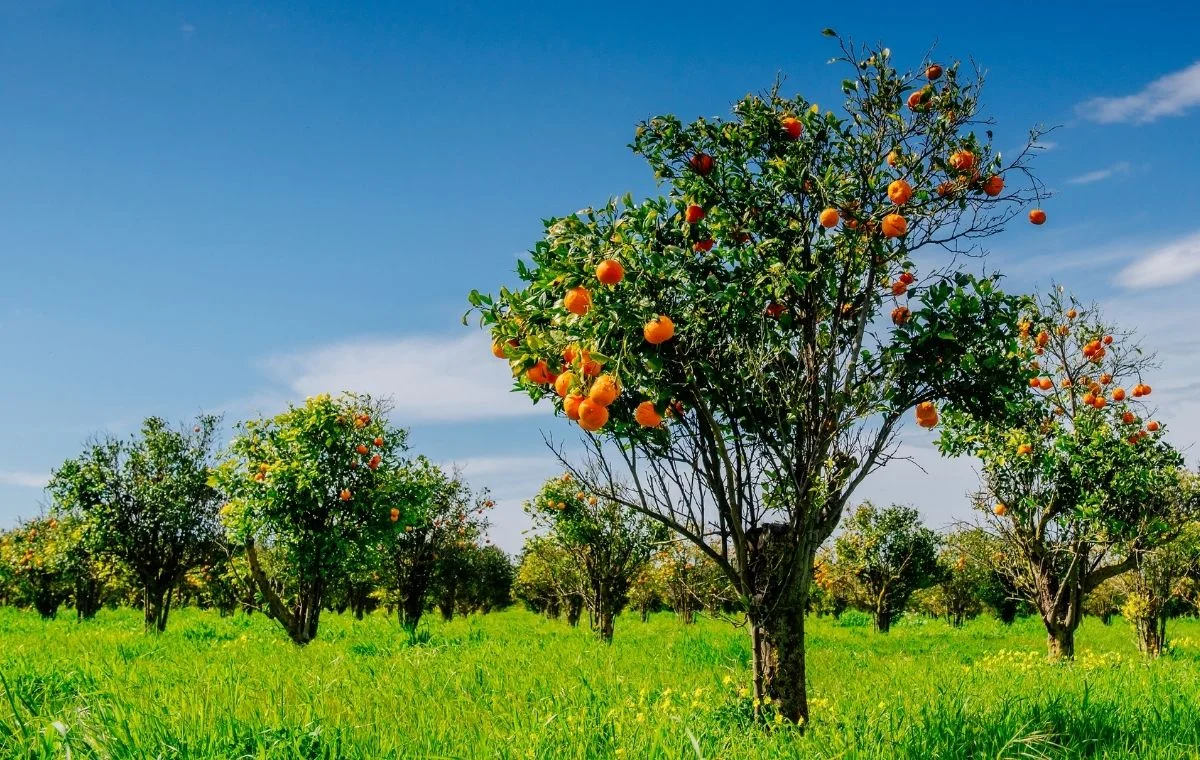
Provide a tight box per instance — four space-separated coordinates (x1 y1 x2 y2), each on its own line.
566 595 583 627
244 538 322 645
1134 613 1168 658
1047 627 1075 659
1032 556 1084 660
747 523 816 725
874 607 892 633
594 586 615 643
75 577 103 620
400 590 425 632
143 585 169 633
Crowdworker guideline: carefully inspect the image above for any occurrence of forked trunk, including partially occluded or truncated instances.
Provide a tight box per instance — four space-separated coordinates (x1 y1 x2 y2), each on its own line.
143 585 170 633
1134 613 1168 658
1047 626 1075 659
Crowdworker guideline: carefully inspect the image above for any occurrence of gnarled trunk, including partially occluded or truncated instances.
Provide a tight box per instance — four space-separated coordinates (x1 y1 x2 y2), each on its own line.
245 538 323 645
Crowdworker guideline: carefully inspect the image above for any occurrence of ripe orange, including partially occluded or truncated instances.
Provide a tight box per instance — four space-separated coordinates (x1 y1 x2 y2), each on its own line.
374 436 384 447
1093 395 1107 409
993 503 1008 516
887 179 913 206
1111 387 1126 402
781 116 803 140
564 286 592 316
644 315 675 345
596 259 625 285
581 356 602 377
1028 377 1040 388
1016 443 1032 455
1057 325 1070 336
1103 335 1113 345
1029 209 1047 225
635 401 663 428
689 153 714 175
1066 308 1077 320
983 176 1004 196
554 371 576 398
899 271 916 285
881 213 907 238
340 489 352 501
949 150 976 172
577 400 609 432
1082 392 1096 406
563 393 584 421
389 507 400 522
356 444 369 455
369 454 382 470
527 360 554 385
491 342 508 359
936 182 954 197
887 150 899 167
1122 411 1137 425
1061 378 1072 388
915 401 937 426
589 374 621 406
819 208 840 228
891 306 910 325
907 90 927 110
1036 331 1050 347
926 64 943 80
563 345 578 365
891 281 908 296
1038 377 1052 391
693 239 715 252
1098 373 1112 385
1146 420 1160 432
685 204 705 224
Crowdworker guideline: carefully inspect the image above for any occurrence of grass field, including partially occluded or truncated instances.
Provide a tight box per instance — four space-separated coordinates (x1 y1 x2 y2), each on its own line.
2 607 1199 759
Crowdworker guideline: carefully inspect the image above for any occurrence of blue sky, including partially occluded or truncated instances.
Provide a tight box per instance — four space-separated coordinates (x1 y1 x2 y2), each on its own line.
2 1 1199 551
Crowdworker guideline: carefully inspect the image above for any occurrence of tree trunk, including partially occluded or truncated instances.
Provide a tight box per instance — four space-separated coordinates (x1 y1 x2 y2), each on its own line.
75 577 103 620
545 597 561 620
1032 553 1084 660
594 585 615 643
400 589 425 632
748 523 815 725
1134 613 1167 657
438 598 455 622
1047 626 1075 659
566 595 583 627
640 605 649 623
143 586 169 633
874 607 891 633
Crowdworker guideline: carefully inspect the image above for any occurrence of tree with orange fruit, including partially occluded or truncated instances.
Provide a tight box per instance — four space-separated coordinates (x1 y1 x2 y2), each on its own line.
937 289 1192 659
527 473 664 641
469 32 1045 722
211 393 418 645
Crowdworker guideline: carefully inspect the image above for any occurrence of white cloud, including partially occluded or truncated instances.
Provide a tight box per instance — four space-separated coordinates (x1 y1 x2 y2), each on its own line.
440 455 564 554
1076 61 1200 124
260 334 542 423
1115 230 1200 289
1067 161 1130 185
0 471 48 489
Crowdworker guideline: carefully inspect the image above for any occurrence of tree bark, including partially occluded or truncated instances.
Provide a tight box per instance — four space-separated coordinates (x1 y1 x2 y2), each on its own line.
143 585 169 633
874 607 892 633
1047 626 1075 659
1134 613 1167 657
565 595 583 627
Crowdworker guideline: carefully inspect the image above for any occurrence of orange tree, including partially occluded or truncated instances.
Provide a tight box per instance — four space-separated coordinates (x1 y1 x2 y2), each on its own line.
211 393 417 644
380 458 493 632
0 516 72 618
468 33 1044 721
528 474 664 641
936 289 1192 658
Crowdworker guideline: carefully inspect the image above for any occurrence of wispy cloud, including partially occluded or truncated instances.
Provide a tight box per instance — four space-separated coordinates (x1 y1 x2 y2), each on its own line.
0 471 48 489
1076 61 1200 124
260 333 541 424
1116 230 1200 289
1067 161 1130 185
179 22 195 35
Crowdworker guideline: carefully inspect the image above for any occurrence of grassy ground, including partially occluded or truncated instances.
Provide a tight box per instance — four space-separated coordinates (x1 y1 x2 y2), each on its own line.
1 606 1199 759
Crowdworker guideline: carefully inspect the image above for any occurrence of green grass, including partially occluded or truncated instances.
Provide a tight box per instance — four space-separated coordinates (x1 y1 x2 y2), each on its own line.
2 607 1200 758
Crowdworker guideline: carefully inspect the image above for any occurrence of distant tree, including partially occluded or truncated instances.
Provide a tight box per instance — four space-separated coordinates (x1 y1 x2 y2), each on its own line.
649 540 737 624
513 536 584 623
529 474 663 641
0 516 72 618
460 545 515 614
833 503 941 632
938 290 1192 658
212 394 416 645
1118 499 1200 657
1083 578 1123 625
48 415 223 632
627 564 664 622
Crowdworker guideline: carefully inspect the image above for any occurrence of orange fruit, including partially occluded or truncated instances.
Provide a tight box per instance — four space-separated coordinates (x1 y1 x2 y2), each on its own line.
907 90 927 110
1093 395 1107 409
1082 392 1096 406
1146 420 1160 432
983 175 1004 196
781 116 803 139
1122 411 1137 425
891 281 908 296
1036 331 1050 347
389 507 400 522
693 239 715 252
527 361 554 385
1038 377 1052 391
887 179 913 206
819 208 840 228
926 64 943 80
589 374 621 406
993 503 1007 516
1099 373 1112 385
1111 387 1126 401
881 213 907 238
899 271 916 285
491 342 508 359
1061 378 1072 388
949 150 976 172
1028 377 1040 388
1102 335 1113 345
1029 209 1047 225
689 153 714 175
1016 443 1032 455
564 286 592 316
644 315 675 345
374 436 384 446
563 345 578 365
369 454 382 470
936 182 954 197
635 401 663 428
891 306 910 325
684 204 705 224
356 444 369 455
887 150 899 167
596 259 625 285
563 393 584 421
915 401 937 422
577 400 609 432
554 371 576 398
340 489 352 501
1066 309 1078 320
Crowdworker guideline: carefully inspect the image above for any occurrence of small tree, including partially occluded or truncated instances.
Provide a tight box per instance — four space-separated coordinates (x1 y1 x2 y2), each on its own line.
650 540 737 624
212 393 416 644
529 474 663 641
0 516 72 618
513 536 584 623
1119 501 1200 657
832 503 940 632
48 415 223 632
470 33 1044 720
379 459 492 631
938 290 1191 658
460 545 515 614
920 528 999 627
